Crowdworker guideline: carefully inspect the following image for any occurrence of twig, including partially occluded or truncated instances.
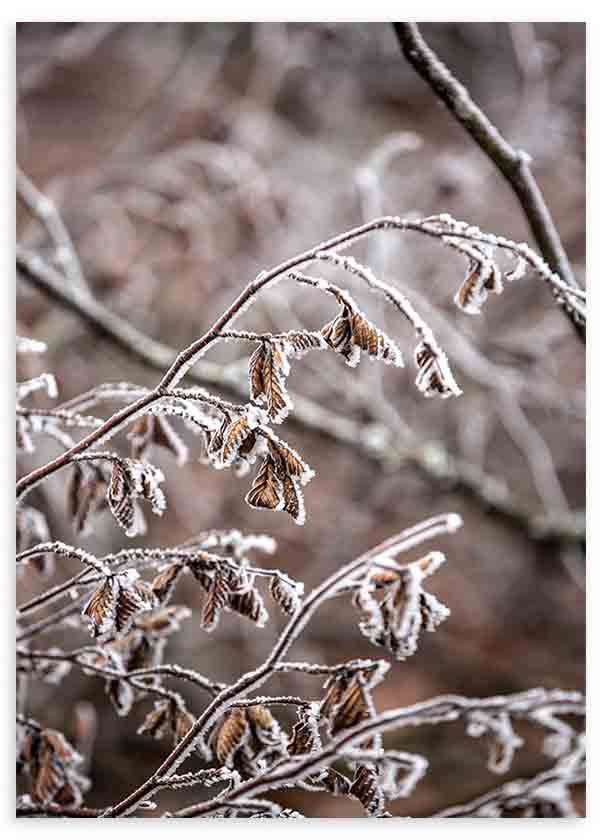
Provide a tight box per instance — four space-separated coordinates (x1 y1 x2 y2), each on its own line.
103 513 461 816
17 166 89 294
392 23 584 341
170 688 584 817
432 739 585 816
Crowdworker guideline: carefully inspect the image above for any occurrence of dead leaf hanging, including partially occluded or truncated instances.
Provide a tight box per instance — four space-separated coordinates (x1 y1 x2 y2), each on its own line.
201 572 230 632
214 708 250 766
248 341 292 422
245 456 283 512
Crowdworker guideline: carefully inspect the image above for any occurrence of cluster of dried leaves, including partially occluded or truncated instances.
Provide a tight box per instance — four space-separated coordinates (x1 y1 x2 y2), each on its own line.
16 216 586 817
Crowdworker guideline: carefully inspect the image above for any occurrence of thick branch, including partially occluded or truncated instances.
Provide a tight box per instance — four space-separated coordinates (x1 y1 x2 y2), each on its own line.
393 23 584 341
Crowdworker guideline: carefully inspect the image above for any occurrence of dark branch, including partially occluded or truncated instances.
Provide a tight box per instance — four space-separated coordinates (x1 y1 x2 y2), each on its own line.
392 22 584 342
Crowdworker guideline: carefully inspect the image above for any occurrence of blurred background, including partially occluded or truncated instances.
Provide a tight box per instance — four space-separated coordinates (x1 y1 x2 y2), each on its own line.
16 22 585 816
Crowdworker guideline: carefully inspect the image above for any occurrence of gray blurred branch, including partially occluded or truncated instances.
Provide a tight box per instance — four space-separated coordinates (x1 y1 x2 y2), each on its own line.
393 22 584 342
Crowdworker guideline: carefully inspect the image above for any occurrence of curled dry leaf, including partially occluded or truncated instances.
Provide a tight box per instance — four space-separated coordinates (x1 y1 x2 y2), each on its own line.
151 562 186 604
228 585 268 627
350 764 385 816
245 435 314 525
81 569 158 638
454 257 503 315
288 705 322 756
310 767 352 796
329 681 370 736
247 704 285 755
414 340 462 399
19 727 89 808
67 462 108 536
127 414 188 466
221 417 257 467
201 572 230 632
106 677 135 718
321 302 403 369
106 458 166 537
137 699 173 739
214 708 250 766
355 553 450 660
269 574 303 615
248 340 292 423
212 704 285 776
137 699 198 750
245 456 282 512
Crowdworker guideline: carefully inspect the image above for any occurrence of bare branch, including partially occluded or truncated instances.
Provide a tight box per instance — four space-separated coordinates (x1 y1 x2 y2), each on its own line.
393 22 584 341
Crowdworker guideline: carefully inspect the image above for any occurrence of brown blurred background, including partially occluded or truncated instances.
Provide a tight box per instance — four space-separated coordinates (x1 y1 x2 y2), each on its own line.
16 22 585 816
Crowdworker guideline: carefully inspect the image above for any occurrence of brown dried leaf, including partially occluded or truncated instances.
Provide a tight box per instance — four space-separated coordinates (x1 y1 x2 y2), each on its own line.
247 704 275 732
113 578 157 634
228 586 268 627
82 572 157 638
248 343 267 403
350 764 385 816
151 563 185 604
214 709 249 765
222 417 254 466
281 331 327 357
81 578 117 638
287 711 321 756
107 461 137 534
68 466 108 536
137 699 173 739
281 474 305 525
32 745 64 805
30 730 82 806
321 307 356 365
41 731 79 765
350 311 403 367
206 416 228 460
129 414 188 465
267 438 314 484
245 456 282 511
201 573 229 632
269 575 302 616
321 673 351 721
249 341 294 422
330 682 369 736
414 341 461 399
